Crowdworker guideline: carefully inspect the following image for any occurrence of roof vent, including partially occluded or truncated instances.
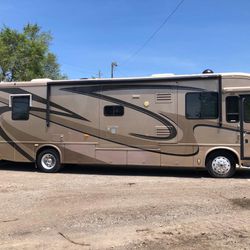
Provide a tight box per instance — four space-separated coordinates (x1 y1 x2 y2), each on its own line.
151 73 175 77
202 69 214 74
31 78 52 83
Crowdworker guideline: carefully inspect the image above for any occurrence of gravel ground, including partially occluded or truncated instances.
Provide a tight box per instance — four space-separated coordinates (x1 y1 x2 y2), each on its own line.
0 162 250 249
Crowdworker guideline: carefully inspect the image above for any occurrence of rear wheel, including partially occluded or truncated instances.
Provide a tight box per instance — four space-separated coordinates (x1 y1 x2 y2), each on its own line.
36 149 61 173
206 152 236 178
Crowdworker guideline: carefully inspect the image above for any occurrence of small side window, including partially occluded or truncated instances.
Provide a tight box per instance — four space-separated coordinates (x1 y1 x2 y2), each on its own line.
226 96 239 123
11 96 31 120
104 105 124 116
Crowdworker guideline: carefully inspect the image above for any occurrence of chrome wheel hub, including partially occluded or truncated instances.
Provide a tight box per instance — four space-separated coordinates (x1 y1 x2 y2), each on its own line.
41 154 56 170
211 156 231 175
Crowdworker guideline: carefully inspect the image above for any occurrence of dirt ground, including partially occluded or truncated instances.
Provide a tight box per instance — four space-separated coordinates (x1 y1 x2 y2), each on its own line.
0 163 250 250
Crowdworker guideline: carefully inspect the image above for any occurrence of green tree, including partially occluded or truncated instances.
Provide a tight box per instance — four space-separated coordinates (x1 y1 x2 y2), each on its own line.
0 23 67 81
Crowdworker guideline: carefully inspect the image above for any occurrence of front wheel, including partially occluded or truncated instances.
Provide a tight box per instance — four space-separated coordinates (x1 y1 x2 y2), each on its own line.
36 149 61 173
206 152 236 178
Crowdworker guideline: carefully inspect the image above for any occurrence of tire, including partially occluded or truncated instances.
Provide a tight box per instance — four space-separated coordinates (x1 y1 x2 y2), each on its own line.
36 149 61 173
206 151 236 178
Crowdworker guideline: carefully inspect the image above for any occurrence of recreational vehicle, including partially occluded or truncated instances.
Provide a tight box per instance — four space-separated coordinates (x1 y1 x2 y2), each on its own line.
1 71 250 178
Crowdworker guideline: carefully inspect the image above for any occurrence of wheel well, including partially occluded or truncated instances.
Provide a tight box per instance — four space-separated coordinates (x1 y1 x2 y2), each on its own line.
36 146 61 162
205 149 239 167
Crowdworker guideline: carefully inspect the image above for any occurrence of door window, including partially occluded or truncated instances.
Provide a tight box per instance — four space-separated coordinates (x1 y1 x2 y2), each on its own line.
244 96 250 122
226 96 239 123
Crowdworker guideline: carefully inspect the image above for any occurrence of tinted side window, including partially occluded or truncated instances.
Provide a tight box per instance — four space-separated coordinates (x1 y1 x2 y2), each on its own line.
186 92 218 119
104 105 124 116
12 96 30 120
226 96 239 123
244 96 250 122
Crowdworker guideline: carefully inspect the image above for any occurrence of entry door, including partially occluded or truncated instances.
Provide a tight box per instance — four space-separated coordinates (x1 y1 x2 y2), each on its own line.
240 96 250 159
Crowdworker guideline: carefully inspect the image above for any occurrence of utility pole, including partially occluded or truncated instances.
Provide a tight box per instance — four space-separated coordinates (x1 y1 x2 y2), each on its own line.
98 70 102 78
111 62 117 78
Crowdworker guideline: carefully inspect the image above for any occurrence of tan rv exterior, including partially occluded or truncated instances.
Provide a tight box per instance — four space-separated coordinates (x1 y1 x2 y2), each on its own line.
1 72 250 177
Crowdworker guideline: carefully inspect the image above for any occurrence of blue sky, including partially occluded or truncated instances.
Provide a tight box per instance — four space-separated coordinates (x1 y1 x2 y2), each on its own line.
1 0 250 79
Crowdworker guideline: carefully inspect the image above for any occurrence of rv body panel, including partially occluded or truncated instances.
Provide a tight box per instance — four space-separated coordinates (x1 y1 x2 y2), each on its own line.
1 73 250 172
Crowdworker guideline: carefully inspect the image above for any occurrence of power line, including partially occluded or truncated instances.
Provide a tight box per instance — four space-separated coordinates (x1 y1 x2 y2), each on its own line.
121 0 185 65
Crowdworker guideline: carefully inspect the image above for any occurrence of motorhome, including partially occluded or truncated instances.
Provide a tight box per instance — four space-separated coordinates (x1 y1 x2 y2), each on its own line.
1 71 250 178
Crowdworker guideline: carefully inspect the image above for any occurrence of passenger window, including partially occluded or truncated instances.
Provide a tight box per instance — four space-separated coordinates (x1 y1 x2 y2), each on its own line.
244 96 250 123
186 92 218 119
11 95 31 120
226 96 239 123
104 105 124 116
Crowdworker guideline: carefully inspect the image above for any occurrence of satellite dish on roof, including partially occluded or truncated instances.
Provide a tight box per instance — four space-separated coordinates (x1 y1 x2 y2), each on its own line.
202 69 214 74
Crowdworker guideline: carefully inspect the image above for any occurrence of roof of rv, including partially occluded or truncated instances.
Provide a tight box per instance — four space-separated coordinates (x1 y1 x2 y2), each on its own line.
44 72 250 83
48 72 250 85
1 72 250 85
